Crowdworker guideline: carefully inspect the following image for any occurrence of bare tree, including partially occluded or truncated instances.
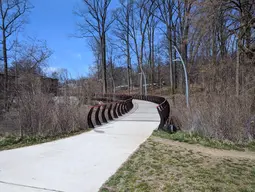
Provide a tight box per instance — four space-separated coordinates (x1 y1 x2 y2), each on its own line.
228 0 255 96
74 0 114 94
107 44 115 93
174 0 194 92
12 38 52 76
88 38 101 80
129 0 155 94
114 0 133 94
0 0 32 109
147 3 158 87
154 0 176 93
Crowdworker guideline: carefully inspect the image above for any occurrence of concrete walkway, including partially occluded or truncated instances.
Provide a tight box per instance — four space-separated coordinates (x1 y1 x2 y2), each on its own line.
0 100 160 192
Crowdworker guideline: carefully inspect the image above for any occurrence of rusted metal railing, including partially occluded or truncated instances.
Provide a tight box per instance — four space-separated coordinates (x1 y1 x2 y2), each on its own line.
88 94 169 130
87 94 133 128
132 95 170 129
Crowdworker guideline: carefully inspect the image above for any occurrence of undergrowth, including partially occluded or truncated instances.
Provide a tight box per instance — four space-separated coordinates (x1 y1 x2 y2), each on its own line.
153 130 255 152
0 129 91 151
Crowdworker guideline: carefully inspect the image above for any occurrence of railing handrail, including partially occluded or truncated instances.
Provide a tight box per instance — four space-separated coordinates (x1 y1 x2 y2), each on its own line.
87 94 134 128
88 94 170 130
131 94 170 129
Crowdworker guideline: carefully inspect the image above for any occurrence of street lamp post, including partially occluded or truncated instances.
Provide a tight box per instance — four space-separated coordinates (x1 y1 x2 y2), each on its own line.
173 46 189 108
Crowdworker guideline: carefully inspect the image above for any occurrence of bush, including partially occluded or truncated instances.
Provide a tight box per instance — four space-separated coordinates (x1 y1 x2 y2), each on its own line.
171 92 254 142
0 74 89 138
17 92 89 137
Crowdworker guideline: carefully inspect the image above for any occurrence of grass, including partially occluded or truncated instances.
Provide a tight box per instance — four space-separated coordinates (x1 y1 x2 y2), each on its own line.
0 129 91 151
100 135 255 192
153 130 255 152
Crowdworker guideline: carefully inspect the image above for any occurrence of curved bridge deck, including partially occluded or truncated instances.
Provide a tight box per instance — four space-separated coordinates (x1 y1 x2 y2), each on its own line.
0 100 160 192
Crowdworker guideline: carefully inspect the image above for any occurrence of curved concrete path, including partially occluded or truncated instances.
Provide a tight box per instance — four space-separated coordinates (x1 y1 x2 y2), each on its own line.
0 100 160 192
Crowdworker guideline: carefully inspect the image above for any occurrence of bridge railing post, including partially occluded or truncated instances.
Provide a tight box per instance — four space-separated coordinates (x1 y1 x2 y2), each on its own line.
133 94 170 130
121 102 126 114
113 102 118 118
101 104 107 123
108 103 113 120
157 105 164 129
90 94 175 130
117 102 122 116
87 107 94 128
124 100 129 113
95 106 101 125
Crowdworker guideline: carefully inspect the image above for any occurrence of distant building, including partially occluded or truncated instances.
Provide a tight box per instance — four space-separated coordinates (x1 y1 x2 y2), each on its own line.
0 73 58 96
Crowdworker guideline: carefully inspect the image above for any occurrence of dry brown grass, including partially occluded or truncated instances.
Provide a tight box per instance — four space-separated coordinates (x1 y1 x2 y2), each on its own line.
0 74 90 138
0 92 89 137
169 91 254 142
101 135 255 192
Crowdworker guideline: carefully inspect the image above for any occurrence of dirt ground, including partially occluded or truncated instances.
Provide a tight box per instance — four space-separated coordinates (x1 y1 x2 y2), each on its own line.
152 136 255 160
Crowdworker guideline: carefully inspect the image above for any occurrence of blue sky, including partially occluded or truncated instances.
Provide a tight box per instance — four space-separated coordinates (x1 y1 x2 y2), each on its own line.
21 0 117 78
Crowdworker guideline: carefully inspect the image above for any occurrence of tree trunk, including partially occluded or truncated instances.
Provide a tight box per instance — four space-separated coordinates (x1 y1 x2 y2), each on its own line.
151 27 155 86
179 0 191 94
157 59 161 85
110 55 115 93
148 29 152 85
140 39 145 95
148 25 155 87
173 29 178 90
168 27 173 94
212 19 217 92
97 52 101 80
3 30 8 110
236 38 240 97
127 43 131 94
140 65 143 94
126 3 131 94
102 34 107 94
181 30 189 94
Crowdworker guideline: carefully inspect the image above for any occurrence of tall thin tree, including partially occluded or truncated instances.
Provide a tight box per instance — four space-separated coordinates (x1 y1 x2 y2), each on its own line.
0 0 32 109
74 0 114 94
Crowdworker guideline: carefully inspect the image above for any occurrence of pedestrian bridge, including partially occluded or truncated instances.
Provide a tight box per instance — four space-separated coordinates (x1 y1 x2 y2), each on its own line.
0 95 170 192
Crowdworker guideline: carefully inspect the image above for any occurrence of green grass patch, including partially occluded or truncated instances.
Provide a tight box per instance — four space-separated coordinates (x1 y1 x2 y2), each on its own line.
0 129 91 151
153 130 255 152
100 137 255 192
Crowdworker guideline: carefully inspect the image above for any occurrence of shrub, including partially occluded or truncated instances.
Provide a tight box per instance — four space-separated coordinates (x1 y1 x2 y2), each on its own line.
171 92 254 142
